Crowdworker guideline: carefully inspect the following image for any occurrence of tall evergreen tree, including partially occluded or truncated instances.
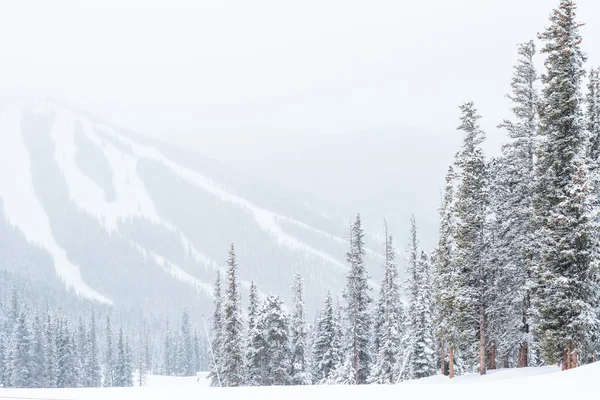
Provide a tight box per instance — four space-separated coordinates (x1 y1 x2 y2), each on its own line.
433 166 462 378
245 281 264 386
43 314 58 388
163 319 173 376
57 318 76 388
87 314 102 387
312 291 341 383
221 244 244 386
30 313 46 388
370 231 406 384
406 218 436 379
290 273 311 385
180 309 194 376
103 315 115 387
341 214 372 384
10 311 31 388
208 272 224 387
534 0 599 368
454 102 490 374
259 294 291 386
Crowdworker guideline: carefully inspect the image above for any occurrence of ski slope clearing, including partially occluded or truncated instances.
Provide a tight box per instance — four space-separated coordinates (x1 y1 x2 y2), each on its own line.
1 364 598 399
0 102 111 304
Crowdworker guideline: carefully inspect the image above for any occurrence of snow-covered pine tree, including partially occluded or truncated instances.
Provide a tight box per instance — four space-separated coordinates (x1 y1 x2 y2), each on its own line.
245 281 264 386
163 319 173 376
29 313 45 388
10 311 31 388
138 336 149 386
74 317 86 387
208 272 224 387
221 243 244 386
454 102 489 375
406 218 436 380
180 309 194 376
370 231 406 384
534 0 599 369
103 315 115 387
259 294 291 386
114 327 125 387
124 335 134 387
57 318 76 388
488 40 540 369
312 291 340 383
87 314 101 387
43 314 58 388
341 214 372 384
290 273 311 385
433 166 462 378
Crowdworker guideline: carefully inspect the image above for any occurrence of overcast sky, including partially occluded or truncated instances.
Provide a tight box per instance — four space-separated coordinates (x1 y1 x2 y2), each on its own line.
2 0 600 244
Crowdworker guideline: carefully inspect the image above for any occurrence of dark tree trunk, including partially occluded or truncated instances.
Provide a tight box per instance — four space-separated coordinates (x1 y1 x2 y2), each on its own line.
449 346 454 379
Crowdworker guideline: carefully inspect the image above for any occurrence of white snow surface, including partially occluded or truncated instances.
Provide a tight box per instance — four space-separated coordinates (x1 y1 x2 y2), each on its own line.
1 364 599 399
0 103 111 304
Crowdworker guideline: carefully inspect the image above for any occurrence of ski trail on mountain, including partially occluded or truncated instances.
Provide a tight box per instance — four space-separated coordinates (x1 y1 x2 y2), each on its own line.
50 111 262 294
0 103 111 304
92 126 348 270
130 241 214 297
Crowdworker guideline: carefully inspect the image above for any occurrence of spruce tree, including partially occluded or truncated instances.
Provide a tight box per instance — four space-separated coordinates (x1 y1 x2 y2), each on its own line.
10 311 31 388
57 318 76 388
208 272 224 387
454 102 489 374
534 0 599 368
104 315 115 387
489 40 540 368
433 166 462 378
180 309 194 376
124 335 134 387
245 281 264 386
341 214 372 384
163 319 173 376
406 219 436 379
43 314 58 388
312 291 341 383
259 294 291 386
87 314 102 387
370 232 406 384
30 313 46 388
290 273 311 385
221 244 244 386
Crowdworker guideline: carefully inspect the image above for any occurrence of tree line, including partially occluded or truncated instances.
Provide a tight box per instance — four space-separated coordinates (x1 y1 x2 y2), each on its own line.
0 289 211 388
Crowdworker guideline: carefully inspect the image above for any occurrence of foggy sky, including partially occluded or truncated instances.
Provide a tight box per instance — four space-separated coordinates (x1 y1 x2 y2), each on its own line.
2 0 600 245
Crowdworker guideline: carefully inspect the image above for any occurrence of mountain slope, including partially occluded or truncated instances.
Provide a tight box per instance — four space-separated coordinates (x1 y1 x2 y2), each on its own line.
0 98 387 316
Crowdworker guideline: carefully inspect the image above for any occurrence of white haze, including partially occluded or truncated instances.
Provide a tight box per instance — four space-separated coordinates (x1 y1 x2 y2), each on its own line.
1 0 600 247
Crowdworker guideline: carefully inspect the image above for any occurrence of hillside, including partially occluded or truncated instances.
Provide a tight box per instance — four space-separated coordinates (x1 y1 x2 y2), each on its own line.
0 98 393 318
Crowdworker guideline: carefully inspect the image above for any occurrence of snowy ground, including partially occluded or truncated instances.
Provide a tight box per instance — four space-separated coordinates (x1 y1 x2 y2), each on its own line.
0 365 598 399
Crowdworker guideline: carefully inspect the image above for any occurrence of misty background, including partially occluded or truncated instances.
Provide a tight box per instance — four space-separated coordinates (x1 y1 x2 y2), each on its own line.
2 0 600 249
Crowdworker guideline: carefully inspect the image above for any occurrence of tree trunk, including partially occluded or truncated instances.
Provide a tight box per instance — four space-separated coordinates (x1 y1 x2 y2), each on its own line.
449 346 454 379
593 352 597 363
517 342 528 368
479 306 486 375
570 352 577 369
488 343 496 370
441 339 445 376
562 348 569 371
